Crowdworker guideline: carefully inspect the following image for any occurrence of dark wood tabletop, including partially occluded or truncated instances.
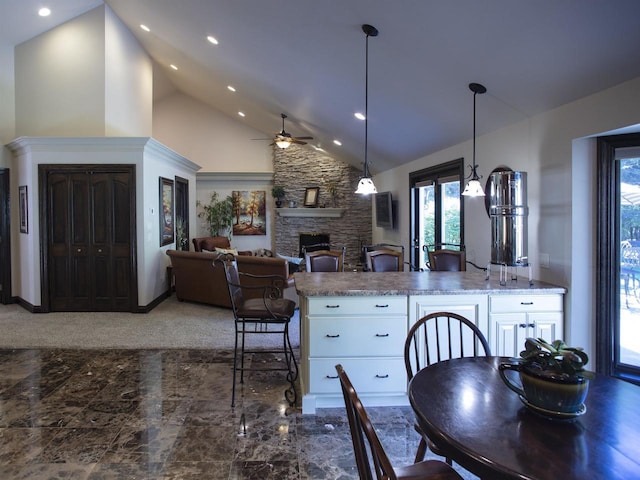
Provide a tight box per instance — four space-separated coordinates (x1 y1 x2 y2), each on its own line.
408 356 640 480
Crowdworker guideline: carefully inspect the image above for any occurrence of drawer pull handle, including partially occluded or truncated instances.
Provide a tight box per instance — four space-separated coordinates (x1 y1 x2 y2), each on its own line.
528 323 535 328
520 301 534 305
325 305 340 309
519 323 527 328
325 375 339 379
325 334 340 338
519 323 536 328
375 374 389 379
375 304 389 308
375 333 390 337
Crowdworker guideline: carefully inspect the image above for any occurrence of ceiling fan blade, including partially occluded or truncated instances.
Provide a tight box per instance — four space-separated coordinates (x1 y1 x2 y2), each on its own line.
291 138 308 145
294 136 313 140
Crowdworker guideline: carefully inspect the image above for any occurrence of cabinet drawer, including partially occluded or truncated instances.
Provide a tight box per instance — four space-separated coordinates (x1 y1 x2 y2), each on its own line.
308 296 407 316
309 316 406 357
489 295 562 313
309 358 406 394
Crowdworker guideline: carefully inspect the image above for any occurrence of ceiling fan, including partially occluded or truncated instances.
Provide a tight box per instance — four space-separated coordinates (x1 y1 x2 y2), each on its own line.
255 113 313 149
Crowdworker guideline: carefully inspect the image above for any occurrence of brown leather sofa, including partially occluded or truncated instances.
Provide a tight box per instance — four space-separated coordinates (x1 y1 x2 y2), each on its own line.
166 249 295 308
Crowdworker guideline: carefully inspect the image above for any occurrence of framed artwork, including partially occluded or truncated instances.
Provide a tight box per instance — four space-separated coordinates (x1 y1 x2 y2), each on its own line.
19 185 28 234
232 190 266 235
304 187 319 207
160 177 175 246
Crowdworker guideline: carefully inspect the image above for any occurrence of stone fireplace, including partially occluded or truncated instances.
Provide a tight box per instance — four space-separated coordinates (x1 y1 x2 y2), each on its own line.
272 145 372 266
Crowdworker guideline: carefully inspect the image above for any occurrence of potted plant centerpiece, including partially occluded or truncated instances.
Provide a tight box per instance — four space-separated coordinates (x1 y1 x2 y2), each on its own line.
499 338 594 417
272 186 285 208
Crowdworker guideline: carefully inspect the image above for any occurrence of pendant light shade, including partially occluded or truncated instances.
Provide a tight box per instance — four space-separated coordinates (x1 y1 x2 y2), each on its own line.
355 24 378 195
462 82 487 197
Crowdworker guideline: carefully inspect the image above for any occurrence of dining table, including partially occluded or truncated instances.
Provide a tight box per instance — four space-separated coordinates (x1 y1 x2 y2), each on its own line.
408 356 640 480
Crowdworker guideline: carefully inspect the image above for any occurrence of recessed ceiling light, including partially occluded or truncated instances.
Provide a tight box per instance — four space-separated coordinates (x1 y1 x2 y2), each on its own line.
38 7 51 17
238 111 245 117
140 24 150 32
227 85 236 92
354 112 365 120
333 140 342 146
170 64 178 70
207 35 219 45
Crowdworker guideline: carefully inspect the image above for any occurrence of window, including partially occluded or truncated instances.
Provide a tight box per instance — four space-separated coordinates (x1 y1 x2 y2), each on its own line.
409 159 465 269
597 133 640 384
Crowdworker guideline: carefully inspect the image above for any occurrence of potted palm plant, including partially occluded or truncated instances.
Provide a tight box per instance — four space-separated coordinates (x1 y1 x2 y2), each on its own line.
499 338 594 417
196 191 234 239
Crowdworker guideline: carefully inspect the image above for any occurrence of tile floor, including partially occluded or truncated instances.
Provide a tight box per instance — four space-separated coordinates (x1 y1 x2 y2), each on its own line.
0 348 476 479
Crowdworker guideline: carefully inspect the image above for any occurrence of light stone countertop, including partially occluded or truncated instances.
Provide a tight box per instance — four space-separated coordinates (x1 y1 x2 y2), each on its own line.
293 269 566 297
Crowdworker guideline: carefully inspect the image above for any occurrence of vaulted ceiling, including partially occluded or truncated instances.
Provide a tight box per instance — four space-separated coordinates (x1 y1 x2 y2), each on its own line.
3 0 640 172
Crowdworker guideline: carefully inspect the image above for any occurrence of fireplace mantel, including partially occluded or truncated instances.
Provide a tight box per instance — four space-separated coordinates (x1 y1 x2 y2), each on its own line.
276 208 344 218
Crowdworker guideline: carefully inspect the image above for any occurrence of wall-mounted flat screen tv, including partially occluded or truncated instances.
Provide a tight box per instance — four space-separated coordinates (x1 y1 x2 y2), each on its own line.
375 191 394 229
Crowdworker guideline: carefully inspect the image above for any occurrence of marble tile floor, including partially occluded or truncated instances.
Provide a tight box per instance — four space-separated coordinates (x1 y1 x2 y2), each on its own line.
0 348 478 479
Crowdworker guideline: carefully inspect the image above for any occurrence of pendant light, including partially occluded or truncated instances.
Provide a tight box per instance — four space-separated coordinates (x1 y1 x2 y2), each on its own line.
355 24 379 195
462 82 487 197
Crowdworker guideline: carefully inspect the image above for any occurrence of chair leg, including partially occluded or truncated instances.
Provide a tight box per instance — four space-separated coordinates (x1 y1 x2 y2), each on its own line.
232 321 240 408
414 437 427 463
283 322 298 406
240 321 246 383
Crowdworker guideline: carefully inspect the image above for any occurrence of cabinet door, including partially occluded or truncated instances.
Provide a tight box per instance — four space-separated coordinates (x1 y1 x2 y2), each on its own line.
530 312 563 342
410 294 489 339
492 313 528 357
491 312 564 357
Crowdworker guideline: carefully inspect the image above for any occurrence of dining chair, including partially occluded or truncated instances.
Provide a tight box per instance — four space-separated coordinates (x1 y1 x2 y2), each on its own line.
218 255 298 408
304 246 346 272
335 364 463 480
424 244 466 271
362 243 413 272
404 311 491 463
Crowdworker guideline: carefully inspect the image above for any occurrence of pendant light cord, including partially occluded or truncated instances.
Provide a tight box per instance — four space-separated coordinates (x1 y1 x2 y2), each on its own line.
364 29 371 177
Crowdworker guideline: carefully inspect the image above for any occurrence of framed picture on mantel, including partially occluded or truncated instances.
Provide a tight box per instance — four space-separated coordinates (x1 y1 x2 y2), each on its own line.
304 187 319 207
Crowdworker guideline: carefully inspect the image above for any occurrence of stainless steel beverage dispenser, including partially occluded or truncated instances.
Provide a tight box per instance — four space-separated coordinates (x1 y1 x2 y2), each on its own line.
489 171 528 266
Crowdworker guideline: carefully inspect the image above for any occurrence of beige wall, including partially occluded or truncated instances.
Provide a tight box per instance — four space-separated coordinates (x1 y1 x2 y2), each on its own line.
14 5 152 138
374 76 640 362
152 91 272 172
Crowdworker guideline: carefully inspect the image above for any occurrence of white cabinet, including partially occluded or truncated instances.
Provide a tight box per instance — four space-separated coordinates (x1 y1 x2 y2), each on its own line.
300 295 408 414
489 294 564 357
409 294 489 337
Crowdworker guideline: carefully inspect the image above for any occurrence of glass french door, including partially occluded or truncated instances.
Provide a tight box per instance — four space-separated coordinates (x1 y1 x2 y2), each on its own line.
410 159 464 270
597 133 640 382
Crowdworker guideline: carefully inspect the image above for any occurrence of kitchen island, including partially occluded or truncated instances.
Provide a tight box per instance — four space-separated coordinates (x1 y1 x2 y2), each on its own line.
294 270 566 414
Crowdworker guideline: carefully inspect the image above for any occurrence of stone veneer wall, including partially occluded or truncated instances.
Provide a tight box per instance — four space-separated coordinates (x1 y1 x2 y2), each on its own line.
273 145 372 267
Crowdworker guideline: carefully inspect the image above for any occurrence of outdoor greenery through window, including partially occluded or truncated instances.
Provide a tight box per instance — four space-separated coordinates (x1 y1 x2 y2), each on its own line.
410 159 465 269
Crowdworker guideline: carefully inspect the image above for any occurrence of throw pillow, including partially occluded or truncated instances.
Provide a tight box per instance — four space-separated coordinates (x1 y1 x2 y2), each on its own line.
214 247 239 256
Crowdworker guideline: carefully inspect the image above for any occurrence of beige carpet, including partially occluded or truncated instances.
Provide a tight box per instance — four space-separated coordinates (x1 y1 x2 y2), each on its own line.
0 296 300 350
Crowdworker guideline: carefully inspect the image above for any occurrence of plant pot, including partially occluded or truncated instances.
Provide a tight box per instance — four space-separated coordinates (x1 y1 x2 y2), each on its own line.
499 363 589 415
275 199 283 208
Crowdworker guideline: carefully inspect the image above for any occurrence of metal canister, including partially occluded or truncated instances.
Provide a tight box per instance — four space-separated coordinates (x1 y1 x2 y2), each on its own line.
489 171 529 266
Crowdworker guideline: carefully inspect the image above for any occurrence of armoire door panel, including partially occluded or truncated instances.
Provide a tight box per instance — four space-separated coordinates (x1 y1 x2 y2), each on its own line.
44 165 136 312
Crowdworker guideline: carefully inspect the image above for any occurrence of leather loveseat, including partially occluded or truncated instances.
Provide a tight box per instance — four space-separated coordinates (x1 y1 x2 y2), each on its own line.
166 249 295 308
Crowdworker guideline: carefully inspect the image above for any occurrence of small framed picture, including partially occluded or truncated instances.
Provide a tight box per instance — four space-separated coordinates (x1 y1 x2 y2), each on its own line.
19 185 28 234
304 187 319 207
159 177 175 246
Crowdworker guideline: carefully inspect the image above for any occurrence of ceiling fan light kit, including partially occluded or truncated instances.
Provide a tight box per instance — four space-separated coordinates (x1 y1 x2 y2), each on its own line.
462 82 487 197
355 24 379 195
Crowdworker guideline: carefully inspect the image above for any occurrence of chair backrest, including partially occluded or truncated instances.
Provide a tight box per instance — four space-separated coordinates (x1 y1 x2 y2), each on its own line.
305 247 345 272
336 364 398 480
301 242 331 256
425 244 466 271
404 311 491 380
366 249 404 272
217 255 243 316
